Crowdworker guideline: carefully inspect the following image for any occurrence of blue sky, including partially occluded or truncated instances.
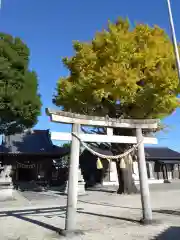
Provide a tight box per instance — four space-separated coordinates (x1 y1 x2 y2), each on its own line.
0 0 180 150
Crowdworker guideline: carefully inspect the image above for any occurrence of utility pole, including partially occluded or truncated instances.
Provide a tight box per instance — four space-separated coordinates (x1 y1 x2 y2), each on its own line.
166 0 180 80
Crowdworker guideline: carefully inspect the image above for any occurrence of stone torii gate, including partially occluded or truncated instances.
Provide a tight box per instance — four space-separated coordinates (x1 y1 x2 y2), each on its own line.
46 108 159 234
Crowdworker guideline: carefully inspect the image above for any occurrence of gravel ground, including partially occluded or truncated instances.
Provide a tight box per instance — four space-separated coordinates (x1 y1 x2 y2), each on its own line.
1 184 180 239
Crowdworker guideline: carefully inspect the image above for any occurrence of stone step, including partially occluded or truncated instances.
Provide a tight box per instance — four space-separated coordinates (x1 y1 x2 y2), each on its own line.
17 181 45 192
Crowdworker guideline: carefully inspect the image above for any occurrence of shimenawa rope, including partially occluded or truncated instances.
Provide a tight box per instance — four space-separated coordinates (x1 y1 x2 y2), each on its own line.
72 132 143 160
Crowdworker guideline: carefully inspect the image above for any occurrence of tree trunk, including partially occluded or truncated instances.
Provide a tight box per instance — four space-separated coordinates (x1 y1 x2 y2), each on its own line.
116 155 139 194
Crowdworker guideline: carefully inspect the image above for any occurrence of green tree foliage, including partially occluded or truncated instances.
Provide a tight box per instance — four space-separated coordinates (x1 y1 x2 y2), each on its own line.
62 142 71 148
0 33 41 135
54 18 180 120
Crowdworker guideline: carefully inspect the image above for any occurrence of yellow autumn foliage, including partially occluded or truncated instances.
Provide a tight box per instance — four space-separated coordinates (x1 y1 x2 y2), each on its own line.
54 18 180 119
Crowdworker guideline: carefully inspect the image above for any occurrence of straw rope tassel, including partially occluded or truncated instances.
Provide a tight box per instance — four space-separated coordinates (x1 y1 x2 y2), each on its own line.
120 158 126 169
96 158 103 169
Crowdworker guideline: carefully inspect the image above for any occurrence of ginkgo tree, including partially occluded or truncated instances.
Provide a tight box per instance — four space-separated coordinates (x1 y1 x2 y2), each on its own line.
54 18 180 194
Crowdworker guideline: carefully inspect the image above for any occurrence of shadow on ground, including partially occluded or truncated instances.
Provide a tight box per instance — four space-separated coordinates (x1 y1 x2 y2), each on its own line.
154 209 180 216
0 205 141 236
2 204 180 238
0 206 69 234
78 200 140 210
86 188 117 194
152 227 180 240
77 210 140 224
78 200 180 215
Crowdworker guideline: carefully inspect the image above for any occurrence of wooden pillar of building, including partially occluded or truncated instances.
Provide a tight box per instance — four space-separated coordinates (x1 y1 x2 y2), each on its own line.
148 162 154 179
172 164 174 179
165 164 168 180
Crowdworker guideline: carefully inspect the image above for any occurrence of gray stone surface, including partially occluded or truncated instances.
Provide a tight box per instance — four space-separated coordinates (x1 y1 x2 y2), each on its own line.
1 183 180 239
65 168 86 196
0 164 14 201
0 165 12 183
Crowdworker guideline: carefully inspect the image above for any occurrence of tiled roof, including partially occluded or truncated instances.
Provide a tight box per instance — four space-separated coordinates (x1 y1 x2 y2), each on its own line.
0 129 69 156
145 147 180 160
